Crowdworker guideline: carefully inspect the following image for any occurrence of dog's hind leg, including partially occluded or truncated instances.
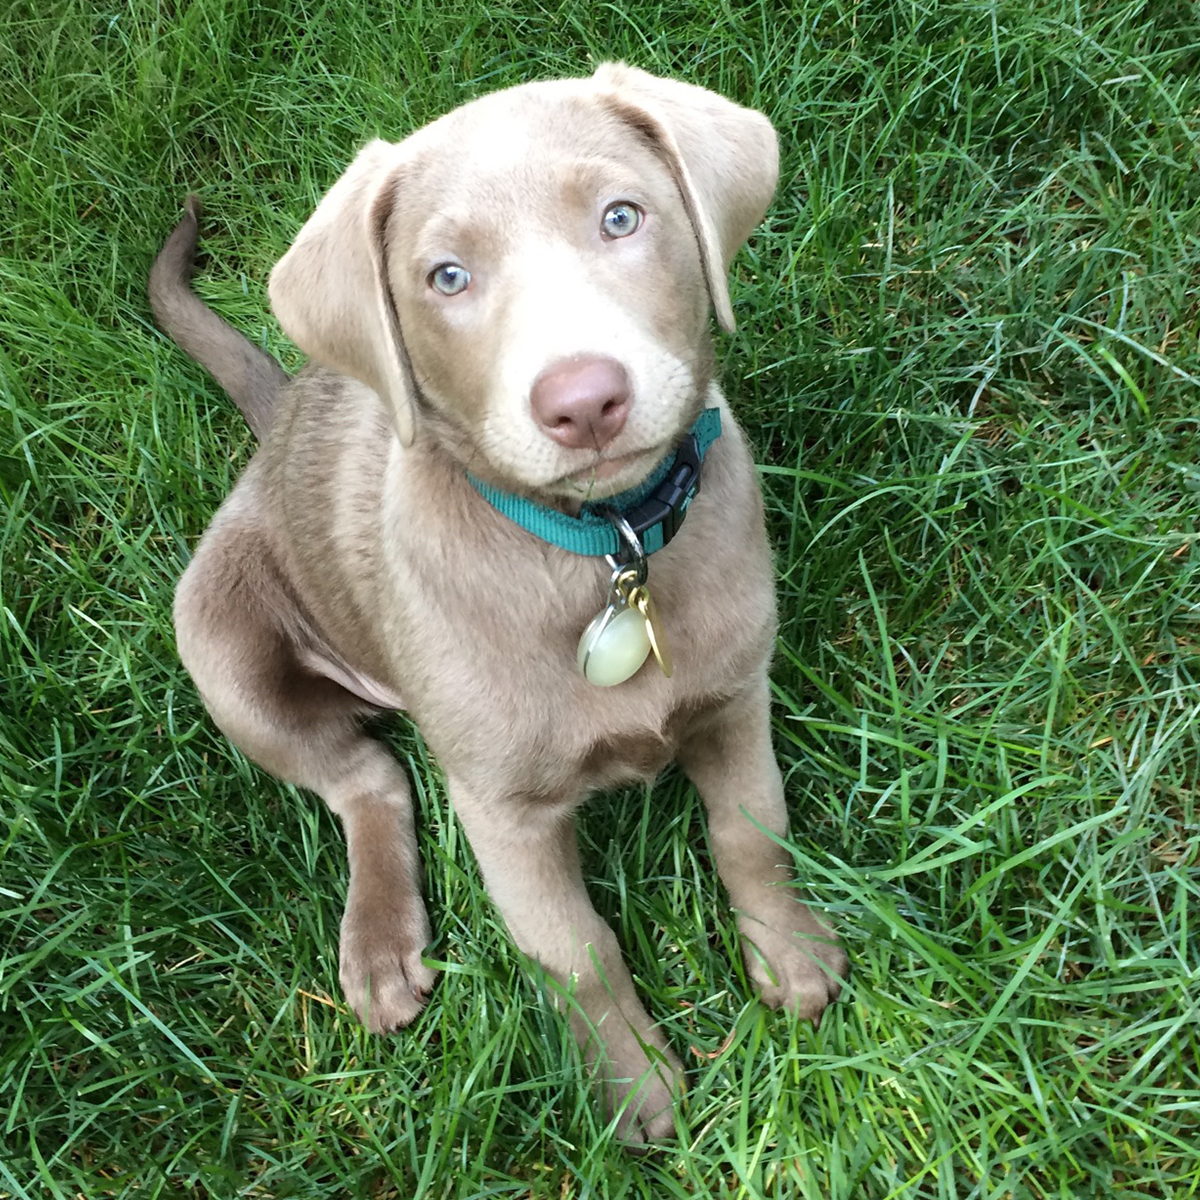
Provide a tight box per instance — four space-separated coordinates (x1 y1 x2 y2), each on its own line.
175 512 435 1032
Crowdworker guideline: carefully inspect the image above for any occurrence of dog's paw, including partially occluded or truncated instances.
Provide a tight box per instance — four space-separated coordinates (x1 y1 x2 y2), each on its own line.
598 1038 684 1148
739 903 847 1023
338 897 437 1033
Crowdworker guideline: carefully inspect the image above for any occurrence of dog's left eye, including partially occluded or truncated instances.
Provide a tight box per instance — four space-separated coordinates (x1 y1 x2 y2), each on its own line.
429 263 471 295
601 202 642 239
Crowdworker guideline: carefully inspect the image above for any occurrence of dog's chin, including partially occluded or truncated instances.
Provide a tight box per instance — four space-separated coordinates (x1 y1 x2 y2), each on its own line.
546 448 666 504
420 408 671 506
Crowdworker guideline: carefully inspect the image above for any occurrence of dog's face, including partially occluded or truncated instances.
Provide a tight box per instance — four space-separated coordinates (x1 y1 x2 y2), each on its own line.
389 97 713 499
270 65 778 501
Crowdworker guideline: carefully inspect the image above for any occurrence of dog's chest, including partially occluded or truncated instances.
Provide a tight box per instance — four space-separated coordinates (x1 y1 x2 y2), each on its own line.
571 687 739 791
378 418 776 798
398 528 774 799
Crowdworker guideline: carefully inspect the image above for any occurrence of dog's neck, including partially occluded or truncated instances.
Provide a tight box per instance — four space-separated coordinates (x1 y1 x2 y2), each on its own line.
464 408 722 560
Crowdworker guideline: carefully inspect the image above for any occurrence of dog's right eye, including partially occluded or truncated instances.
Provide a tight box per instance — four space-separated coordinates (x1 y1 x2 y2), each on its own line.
429 263 471 296
601 202 642 239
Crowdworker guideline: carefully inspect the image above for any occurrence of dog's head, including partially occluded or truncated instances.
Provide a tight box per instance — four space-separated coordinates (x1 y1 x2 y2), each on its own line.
269 64 778 502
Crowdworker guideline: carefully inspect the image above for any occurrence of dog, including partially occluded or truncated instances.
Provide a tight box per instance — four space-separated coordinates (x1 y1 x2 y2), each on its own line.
149 62 847 1143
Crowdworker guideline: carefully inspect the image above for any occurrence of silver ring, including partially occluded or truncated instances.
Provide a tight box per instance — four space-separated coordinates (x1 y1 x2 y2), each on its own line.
604 512 648 585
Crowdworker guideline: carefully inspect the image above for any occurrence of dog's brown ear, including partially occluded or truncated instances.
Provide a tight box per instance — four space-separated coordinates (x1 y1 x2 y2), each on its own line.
592 63 778 333
269 140 418 445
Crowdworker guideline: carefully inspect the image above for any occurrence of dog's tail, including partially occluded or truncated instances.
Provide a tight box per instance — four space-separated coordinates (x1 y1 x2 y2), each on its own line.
149 196 288 441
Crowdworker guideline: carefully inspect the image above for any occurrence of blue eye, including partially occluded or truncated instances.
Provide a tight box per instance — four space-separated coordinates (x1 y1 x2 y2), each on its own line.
429 263 470 295
601 202 642 239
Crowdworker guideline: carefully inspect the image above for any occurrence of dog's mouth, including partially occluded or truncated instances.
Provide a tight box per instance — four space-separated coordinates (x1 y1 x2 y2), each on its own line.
554 446 666 498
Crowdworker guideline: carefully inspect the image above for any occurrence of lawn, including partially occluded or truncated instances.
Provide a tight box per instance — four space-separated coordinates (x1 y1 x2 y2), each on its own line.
2 0 1198 1196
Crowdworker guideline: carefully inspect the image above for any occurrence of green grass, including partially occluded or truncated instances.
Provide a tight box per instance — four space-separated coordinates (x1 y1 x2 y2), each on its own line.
3 0 1199 1195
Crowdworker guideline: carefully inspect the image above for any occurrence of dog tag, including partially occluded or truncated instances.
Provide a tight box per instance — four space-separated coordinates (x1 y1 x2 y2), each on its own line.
629 585 673 677
577 600 651 686
577 565 652 687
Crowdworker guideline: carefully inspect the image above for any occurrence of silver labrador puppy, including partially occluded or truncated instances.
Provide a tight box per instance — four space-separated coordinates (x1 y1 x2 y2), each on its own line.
150 63 846 1143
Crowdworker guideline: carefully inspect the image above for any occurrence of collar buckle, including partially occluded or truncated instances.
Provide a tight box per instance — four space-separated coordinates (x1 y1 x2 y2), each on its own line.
609 428 704 554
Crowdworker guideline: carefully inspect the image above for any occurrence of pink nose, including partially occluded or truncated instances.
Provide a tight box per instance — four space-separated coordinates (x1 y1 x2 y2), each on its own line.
529 355 631 450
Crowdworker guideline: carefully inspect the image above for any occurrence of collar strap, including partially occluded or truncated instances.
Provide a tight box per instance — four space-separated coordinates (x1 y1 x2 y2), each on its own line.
468 407 722 557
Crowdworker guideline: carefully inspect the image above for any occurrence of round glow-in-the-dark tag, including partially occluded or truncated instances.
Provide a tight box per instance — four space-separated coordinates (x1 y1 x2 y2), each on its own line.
577 605 651 686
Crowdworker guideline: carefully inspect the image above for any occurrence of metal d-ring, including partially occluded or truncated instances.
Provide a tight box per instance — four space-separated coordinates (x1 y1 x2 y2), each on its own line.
604 511 648 586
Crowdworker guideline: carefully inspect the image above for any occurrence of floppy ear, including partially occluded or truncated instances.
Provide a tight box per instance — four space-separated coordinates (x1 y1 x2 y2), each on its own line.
592 63 779 333
269 140 418 445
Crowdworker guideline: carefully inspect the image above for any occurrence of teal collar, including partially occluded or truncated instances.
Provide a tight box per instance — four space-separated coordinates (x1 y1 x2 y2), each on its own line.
468 407 722 557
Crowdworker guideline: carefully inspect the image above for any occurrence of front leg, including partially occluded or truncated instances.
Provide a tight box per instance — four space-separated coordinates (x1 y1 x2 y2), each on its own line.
449 781 683 1144
679 678 848 1020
